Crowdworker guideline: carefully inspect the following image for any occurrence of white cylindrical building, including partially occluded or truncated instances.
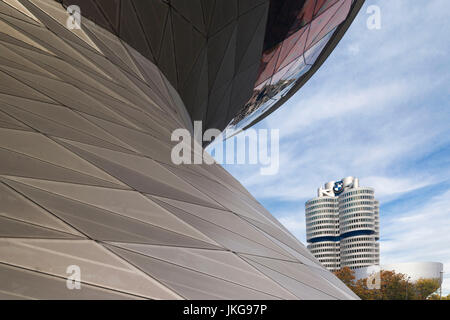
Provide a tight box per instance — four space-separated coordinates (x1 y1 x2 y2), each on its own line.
305 197 340 271
354 262 444 284
305 177 380 271
339 186 378 269
382 262 444 282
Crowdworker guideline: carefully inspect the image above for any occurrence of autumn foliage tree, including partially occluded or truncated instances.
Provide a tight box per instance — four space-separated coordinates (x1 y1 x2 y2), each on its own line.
414 278 441 300
333 267 356 289
333 268 441 300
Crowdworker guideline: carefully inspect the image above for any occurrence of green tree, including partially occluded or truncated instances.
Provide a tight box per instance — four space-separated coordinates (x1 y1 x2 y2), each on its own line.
379 270 416 300
414 278 440 300
353 277 380 300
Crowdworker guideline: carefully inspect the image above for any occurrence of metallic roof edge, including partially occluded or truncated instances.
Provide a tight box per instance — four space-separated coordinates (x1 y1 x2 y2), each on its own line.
240 0 366 132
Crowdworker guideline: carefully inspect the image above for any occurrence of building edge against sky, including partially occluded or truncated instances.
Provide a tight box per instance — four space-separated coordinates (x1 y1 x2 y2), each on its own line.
0 0 365 299
306 177 380 271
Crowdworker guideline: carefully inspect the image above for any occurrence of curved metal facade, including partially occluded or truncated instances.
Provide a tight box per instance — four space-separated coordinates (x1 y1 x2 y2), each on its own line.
0 0 361 299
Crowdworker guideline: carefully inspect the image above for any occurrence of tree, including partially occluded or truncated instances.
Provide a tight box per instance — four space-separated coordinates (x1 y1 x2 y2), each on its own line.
333 267 442 300
354 270 414 300
333 267 356 289
414 278 440 300
353 277 380 300
378 270 416 300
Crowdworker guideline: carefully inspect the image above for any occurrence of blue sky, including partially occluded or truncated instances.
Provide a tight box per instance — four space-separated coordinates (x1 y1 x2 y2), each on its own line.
209 0 450 294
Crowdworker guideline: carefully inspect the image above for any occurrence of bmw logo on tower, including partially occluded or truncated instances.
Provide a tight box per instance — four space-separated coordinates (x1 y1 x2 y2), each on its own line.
333 181 345 195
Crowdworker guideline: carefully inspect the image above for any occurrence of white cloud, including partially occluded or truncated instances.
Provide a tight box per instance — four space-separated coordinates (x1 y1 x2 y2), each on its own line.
363 176 436 199
380 189 450 294
347 44 360 56
266 80 413 138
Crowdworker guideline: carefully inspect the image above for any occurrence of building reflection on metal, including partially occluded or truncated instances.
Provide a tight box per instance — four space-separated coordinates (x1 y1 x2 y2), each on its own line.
227 0 354 134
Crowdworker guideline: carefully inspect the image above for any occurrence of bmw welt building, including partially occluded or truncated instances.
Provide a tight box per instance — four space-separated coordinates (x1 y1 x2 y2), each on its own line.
0 0 364 299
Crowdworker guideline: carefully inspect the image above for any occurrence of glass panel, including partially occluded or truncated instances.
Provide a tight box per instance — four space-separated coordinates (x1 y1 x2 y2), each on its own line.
225 0 353 134
306 0 351 50
254 44 281 86
275 26 308 72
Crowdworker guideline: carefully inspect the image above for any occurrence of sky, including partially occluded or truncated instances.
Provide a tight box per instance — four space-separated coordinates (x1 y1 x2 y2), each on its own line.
208 0 450 294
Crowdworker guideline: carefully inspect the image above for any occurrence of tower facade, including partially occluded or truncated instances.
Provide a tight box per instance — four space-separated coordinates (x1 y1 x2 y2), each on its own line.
305 177 380 271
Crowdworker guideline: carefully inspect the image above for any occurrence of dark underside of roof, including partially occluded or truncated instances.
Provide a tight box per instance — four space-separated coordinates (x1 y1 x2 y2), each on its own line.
57 0 364 136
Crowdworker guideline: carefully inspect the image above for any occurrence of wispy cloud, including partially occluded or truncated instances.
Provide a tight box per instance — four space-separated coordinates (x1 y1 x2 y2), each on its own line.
381 188 450 294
